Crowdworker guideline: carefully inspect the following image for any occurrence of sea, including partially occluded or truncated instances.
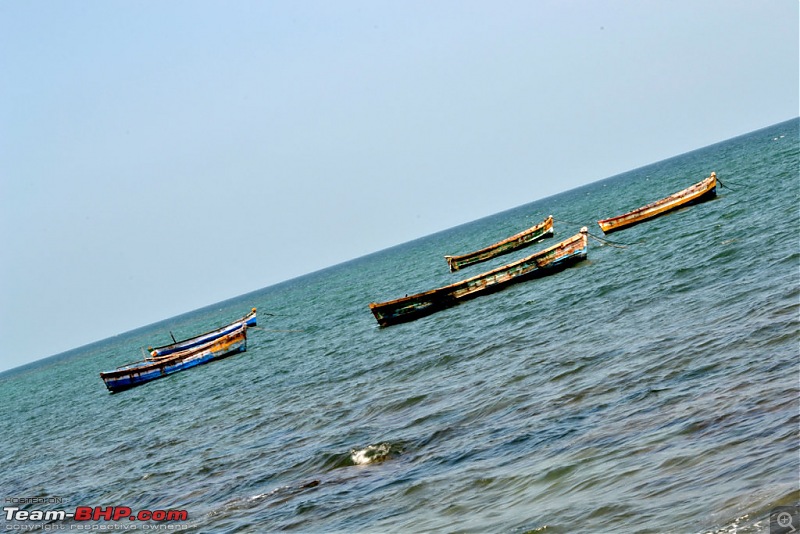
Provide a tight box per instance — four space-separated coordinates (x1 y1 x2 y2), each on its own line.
1 118 798 534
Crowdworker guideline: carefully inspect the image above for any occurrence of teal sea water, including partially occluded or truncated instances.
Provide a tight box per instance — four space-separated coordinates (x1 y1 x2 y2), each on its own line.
1 119 798 533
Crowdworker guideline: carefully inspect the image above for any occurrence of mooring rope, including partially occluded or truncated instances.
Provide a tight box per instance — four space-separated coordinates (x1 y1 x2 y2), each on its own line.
249 326 307 333
586 231 635 249
716 176 737 191
261 311 297 317
553 217 588 228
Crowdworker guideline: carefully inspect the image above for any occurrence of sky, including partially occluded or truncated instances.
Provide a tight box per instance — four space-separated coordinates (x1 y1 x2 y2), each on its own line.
1 1 797 373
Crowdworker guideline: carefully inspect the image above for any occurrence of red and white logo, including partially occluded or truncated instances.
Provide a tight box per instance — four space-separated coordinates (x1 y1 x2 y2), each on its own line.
3 504 189 527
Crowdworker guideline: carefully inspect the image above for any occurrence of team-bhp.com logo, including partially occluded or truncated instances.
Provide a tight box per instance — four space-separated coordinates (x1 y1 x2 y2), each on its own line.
4 504 188 529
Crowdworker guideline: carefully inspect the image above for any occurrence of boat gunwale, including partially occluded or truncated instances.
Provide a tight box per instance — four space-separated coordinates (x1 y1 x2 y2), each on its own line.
444 215 554 269
100 325 248 379
149 308 256 355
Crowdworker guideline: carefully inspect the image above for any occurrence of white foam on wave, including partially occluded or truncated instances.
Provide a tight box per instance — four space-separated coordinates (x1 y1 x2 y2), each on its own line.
351 443 392 465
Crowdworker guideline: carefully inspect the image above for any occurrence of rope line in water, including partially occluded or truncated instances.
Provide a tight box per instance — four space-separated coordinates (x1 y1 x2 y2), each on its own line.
716 177 736 191
248 326 306 333
586 232 635 249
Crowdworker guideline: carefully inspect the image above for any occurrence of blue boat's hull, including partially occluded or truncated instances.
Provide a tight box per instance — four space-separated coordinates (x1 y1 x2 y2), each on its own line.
101 327 248 393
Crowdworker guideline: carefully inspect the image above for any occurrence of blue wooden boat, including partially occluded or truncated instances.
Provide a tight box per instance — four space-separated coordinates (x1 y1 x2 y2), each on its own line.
100 325 248 393
149 308 256 357
369 228 589 327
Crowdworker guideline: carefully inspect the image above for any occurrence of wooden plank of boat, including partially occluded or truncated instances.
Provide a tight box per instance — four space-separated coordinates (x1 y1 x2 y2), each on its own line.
444 215 554 271
369 227 588 327
597 172 717 234
149 308 256 357
100 325 248 393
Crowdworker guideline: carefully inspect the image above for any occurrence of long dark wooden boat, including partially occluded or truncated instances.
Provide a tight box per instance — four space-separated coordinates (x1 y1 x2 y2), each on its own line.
100 325 248 393
370 228 588 327
149 308 256 357
597 172 717 234
444 215 554 271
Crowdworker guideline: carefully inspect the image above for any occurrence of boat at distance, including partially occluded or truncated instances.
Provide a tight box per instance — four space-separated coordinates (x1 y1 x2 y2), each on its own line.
444 215 554 271
149 308 256 357
597 172 717 234
100 324 248 393
370 227 588 327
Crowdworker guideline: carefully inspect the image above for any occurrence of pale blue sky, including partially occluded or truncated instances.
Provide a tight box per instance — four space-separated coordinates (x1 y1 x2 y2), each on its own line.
1 1 797 373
